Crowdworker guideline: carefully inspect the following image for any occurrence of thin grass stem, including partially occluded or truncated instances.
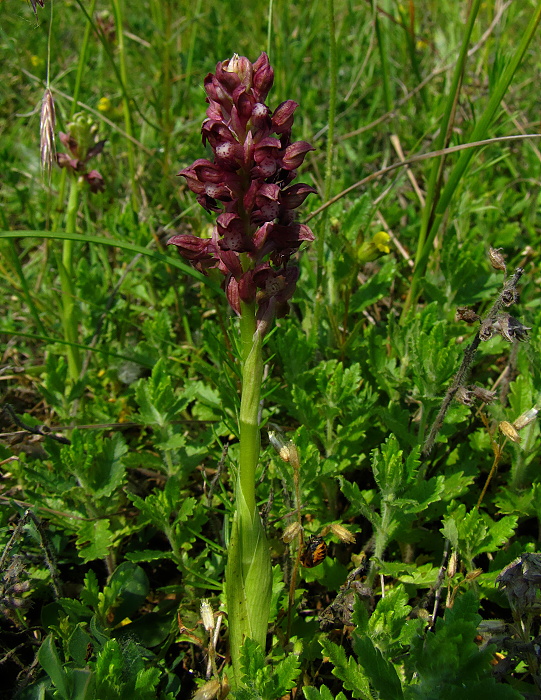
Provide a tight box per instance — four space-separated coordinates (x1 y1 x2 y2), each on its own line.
403 0 482 319
110 0 139 211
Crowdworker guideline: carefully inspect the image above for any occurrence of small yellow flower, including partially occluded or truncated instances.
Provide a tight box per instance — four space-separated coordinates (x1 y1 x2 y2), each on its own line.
357 231 391 263
373 231 391 254
97 96 111 112
31 55 43 67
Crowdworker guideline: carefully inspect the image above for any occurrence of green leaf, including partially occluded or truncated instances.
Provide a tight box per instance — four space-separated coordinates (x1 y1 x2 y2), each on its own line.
76 519 113 562
124 549 176 563
0 230 223 293
339 477 381 529
405 592 522 699
320 638 371 699
103 562 150 624
303 686 348 700
442 504 518 563
64 668 95 700
353 635 404 699
38 635 69 700
135 358 192 427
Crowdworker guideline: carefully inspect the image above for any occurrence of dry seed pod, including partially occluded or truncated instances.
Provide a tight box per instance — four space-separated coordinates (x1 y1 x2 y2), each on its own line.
479 319 495 341
469 385 496 404
488 247 507 272
501 288 519 307
200 599 214 632
492 314 530 342
456 307 481 324
447 550 458 578
282 522 302 543
455 386 474 406
499 421 521 444
513 408 538 430
268 430 291 462
329 523 357 544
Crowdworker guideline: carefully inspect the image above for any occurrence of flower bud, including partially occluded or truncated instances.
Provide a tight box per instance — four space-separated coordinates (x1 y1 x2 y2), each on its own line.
272 100 298 134
282 141 315 170
252 52 274 102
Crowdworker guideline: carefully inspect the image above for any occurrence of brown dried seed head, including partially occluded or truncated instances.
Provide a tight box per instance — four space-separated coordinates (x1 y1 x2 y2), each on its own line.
488 247 507 272
40 88 56 182
455 386 474 406
479 319 495 341
456 307 481 324
501 288 519 307
493 313 531 343
470 385 496 404
447 550 458 578
465 568 483 582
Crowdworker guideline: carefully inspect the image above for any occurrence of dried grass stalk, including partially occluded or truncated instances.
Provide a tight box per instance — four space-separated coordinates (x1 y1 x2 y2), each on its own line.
40 88 56 182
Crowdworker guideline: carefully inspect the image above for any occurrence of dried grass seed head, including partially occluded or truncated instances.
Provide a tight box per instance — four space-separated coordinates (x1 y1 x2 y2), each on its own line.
40 88 56 182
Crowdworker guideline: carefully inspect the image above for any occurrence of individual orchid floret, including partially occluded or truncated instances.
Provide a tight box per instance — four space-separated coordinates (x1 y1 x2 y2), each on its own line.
169 52 316 333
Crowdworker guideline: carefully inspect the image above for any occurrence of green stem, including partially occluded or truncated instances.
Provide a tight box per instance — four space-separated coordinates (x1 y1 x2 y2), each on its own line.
225 302 271 686
266 0 274 56
404 1 541 317
403 0 481 319
373 0 393 114
60 177 82 381
313 0 337 344
51 0 97 235
238 302 262 512
111 0 139 211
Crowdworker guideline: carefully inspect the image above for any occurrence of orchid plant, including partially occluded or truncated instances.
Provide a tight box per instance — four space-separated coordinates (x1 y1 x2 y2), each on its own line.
168 52 316 684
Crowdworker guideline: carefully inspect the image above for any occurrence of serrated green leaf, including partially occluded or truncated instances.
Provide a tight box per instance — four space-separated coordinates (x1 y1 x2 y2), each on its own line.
303 686 348 700
76 519 113 562
124 549 176 563
339 477 381 528
320 638 371 699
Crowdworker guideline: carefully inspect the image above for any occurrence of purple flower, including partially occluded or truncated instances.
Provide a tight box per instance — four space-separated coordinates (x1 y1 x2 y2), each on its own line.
169 53 316 332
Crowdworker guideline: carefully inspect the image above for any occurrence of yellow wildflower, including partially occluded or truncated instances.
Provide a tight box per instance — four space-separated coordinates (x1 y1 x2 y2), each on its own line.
97 96 111 112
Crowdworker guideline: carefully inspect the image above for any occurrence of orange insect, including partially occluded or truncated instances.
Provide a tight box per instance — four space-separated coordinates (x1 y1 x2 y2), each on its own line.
301 536 327 568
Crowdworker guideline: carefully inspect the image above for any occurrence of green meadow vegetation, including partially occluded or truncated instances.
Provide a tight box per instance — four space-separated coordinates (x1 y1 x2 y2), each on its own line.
1 1 541 697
